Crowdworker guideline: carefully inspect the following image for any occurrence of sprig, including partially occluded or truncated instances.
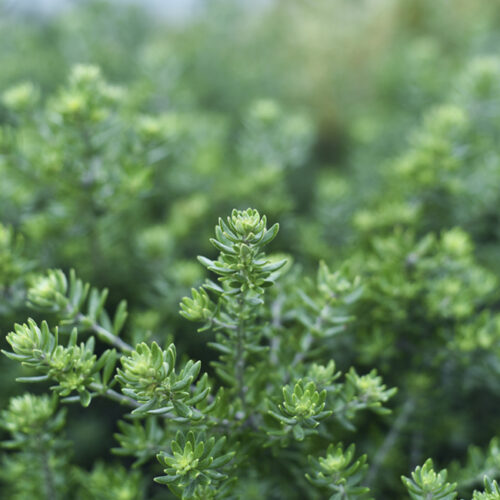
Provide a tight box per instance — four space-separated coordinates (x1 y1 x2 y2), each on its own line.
181 208 285 416
3 319 117 406
473 476 500 499
116 342 210 418
27 269 131 352
402 459 458 500
306 443 370 500
155 431 235 499
268 379 332 441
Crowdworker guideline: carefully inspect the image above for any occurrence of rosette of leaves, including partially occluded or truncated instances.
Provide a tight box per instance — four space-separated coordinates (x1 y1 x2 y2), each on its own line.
292 260 363 339
268 379 332 441
449 438 500 495
73 463 144 500
155 431 235 499
112 417 171 468
0 394 70 500
27 269 131 353
115 341 210 419
196 207 286 295
306 443 370 500
473 477 500 500
3 319 117 407
0 393 65 448
402 459 458 500
338 369 397 419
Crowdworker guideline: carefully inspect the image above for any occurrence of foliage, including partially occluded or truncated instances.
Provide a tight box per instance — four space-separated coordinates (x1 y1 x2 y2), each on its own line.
402 459 458 500
2 0 500 498
1 209 396 498
306 443 370 499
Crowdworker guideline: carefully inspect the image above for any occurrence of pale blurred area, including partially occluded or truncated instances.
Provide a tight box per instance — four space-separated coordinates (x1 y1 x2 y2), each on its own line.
5 0 204 19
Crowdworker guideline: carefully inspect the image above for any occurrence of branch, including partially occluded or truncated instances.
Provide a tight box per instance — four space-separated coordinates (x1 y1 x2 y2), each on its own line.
366 398 414 487
75 312 133 353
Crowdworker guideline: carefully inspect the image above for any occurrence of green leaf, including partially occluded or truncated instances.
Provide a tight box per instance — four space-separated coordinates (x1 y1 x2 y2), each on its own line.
79 390 92 407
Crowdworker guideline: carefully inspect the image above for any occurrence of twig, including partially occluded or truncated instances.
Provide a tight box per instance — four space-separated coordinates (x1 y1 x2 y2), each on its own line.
76 313 133 353
366 398 415 487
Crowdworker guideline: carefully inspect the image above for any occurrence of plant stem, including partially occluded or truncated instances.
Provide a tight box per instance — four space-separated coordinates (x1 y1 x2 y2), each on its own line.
291 300 332 367
89 382 140 407
269 296 284 366
88 382 232 429
38 439 57 500
235 295 247 414
91 321 133 353
366 398 414 487
76 313 133 353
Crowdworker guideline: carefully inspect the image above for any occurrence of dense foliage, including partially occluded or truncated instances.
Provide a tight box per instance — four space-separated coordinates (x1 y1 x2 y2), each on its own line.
2 0 500 498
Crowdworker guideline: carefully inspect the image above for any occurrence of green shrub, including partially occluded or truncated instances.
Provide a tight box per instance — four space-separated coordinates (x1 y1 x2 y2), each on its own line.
3 1 500 498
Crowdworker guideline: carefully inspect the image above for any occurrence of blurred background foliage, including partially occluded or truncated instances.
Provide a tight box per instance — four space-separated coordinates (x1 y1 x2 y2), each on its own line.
2 0 500 497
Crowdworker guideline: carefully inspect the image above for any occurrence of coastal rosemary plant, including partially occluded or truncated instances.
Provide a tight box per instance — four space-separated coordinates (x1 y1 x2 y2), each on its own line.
3 5 500 497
